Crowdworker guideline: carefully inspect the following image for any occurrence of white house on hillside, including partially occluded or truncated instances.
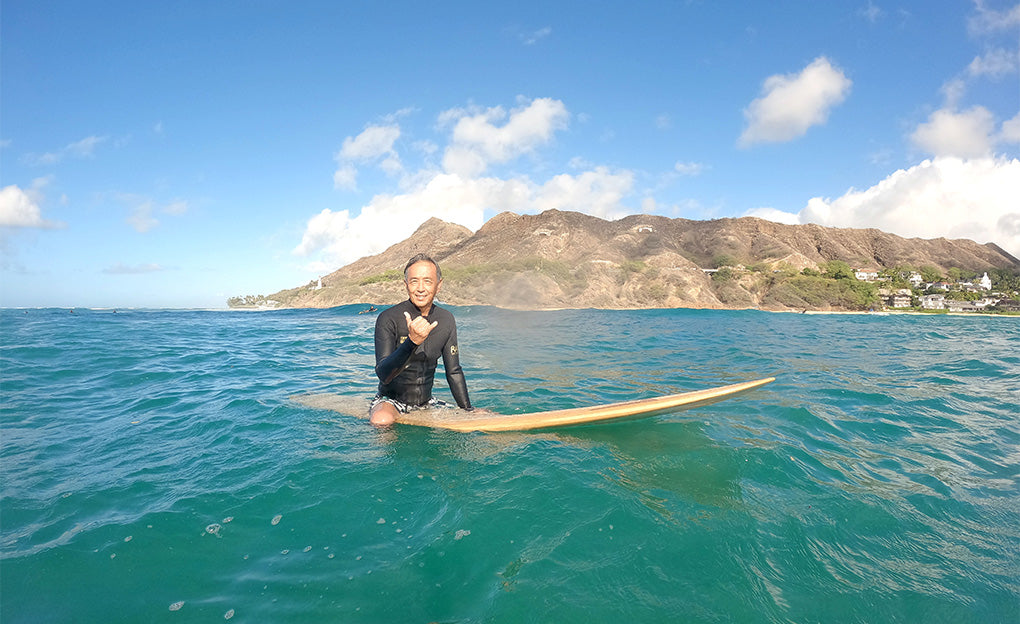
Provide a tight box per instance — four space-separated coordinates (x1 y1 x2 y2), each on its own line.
980 272 992 290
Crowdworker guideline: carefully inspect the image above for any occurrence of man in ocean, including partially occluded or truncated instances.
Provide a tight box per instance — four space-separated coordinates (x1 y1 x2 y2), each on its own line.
369 253 474 426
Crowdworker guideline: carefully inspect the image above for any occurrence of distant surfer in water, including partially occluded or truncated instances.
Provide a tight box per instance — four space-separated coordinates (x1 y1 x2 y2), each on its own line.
369 253 475 426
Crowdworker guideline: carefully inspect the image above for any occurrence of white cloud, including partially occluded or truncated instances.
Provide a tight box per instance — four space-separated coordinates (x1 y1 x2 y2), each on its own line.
910 106 996 158
1001 111 1020 143
296 98 635 272
739 57 852 146
0 184 64 228
919 3 1019 158
441 97 569 177
534 167 634 220
294 167 635 269
294 173 519 266
293 208 351 258
946 6 1020 108
747 207 800 225
339 125 400 160
748 157 1020 258
23 135 108 166
333 124 402 190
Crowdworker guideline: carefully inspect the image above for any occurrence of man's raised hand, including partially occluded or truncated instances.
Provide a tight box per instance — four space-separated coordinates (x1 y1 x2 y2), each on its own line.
404 311 438 345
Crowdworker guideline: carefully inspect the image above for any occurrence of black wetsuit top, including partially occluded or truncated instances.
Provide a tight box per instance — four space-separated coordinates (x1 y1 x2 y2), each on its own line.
374 299 472 409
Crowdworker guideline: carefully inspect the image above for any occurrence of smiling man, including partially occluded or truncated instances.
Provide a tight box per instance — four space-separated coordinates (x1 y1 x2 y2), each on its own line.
369 253 474 425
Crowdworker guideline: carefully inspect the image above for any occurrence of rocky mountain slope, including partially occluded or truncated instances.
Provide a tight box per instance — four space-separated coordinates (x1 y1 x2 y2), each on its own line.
239 210 1019 311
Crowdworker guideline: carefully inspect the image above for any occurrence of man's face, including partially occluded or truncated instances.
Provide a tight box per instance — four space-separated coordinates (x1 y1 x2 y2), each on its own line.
405 261 441 312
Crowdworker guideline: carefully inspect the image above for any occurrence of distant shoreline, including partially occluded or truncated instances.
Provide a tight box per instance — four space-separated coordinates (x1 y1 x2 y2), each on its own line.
797 309 1018 318
218 302 1019 318
12 305 1012 318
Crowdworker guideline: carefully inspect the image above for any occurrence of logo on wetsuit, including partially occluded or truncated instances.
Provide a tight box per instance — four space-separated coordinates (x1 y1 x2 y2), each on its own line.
449 344 458 355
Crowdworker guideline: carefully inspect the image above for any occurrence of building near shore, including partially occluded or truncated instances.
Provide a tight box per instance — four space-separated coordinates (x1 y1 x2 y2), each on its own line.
854 268 879 282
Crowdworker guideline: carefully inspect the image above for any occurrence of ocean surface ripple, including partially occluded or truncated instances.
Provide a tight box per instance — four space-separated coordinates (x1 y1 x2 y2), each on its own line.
1 306 1017 623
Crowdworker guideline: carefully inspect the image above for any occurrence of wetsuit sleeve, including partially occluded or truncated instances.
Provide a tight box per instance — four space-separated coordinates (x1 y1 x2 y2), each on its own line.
375 313 419 385
443 321 472 410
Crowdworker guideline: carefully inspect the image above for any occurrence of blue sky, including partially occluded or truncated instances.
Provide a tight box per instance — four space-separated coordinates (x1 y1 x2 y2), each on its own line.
2 0 1018 308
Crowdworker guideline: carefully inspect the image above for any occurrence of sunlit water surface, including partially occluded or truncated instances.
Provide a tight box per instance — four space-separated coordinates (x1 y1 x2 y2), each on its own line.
1 306 1017 623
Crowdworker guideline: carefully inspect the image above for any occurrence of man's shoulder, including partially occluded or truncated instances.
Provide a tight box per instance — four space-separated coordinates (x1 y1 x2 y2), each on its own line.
377 301 411 323
431 303 456 322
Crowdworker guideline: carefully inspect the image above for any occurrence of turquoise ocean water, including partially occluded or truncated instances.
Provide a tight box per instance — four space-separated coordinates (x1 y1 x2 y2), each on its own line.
1 306 1017 623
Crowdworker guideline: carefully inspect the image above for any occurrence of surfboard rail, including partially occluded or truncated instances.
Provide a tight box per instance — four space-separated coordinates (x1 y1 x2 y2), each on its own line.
399 376 776 432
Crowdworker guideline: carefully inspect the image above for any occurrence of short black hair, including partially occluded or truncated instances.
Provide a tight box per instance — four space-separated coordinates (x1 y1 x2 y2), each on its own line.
404 253 442 281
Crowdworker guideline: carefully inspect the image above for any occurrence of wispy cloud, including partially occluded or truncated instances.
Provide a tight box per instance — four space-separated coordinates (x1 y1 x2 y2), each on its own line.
967 0 1020 36
110 193 189 233
102 262 168 275
521 26 552 45
22 135 109 166
674 161 706 176
859 1 884 23
967 48 1019 78
127 203 160 233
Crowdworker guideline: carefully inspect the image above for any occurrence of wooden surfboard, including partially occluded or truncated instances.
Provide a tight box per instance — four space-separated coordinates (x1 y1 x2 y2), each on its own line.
395 377 776 432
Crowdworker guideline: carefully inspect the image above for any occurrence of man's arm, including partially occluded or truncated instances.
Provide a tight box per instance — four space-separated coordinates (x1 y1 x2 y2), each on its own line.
442 322 472 410
374 313 418 385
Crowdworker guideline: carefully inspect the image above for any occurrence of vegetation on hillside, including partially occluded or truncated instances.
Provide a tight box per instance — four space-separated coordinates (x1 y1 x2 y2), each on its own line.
230 248 1020 312
359 270 402 286
708 258 880 310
